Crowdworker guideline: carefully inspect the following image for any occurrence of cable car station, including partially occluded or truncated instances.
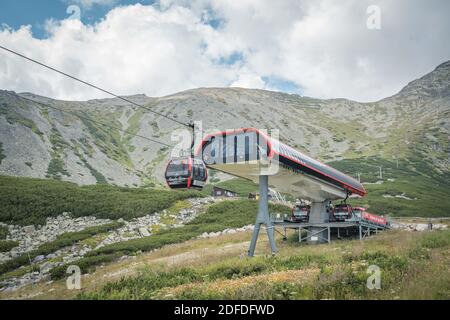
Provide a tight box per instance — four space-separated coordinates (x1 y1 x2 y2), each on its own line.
197 128 390 256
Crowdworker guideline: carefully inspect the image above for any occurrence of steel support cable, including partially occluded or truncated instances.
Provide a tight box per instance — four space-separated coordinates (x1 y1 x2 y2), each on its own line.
0 45 190 128
1 90 172 148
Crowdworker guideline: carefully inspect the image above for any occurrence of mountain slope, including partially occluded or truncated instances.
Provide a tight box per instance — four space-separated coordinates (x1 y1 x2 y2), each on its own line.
0 60 449 188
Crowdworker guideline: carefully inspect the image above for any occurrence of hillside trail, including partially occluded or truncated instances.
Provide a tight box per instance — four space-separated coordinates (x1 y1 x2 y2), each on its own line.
151 241 250 267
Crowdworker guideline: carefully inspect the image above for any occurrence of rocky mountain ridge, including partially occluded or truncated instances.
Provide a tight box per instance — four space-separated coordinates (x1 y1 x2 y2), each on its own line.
0 60 449 186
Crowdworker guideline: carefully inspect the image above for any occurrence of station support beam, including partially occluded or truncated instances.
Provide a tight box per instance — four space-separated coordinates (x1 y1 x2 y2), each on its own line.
248 175 277 257
307 200 330 244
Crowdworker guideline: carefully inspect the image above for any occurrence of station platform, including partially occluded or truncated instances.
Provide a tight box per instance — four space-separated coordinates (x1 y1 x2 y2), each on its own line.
271 215 390 243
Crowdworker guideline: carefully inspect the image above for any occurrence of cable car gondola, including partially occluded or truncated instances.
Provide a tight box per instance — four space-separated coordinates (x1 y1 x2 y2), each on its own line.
330 203 353 222
164 124 208 190
165 156 207 190
287 204 310 223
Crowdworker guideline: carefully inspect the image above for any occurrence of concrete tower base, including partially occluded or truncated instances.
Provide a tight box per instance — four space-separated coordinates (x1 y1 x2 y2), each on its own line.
307 200 330 244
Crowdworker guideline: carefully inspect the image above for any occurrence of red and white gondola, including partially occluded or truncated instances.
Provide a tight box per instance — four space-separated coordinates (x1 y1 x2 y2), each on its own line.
164 157 207 190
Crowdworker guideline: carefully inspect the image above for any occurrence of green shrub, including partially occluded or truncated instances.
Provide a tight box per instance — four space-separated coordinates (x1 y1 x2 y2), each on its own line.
328 249 413 299
78 267 201 300
50 253 124 280
0 142 5 165
38 221 124 253
313 266 368 299
91 200 290 257
0 253 31 275
329 157 450 217
46 157 70 179
52 200 291 280
0 265 39 281
408 246 431 260
359 251 408 270
77 253 327 300
0 240 18 253
0 221 124 275
421 230 450 248
208 178 258 197
0 225 8 239
343 250 408 271
0 175 202 225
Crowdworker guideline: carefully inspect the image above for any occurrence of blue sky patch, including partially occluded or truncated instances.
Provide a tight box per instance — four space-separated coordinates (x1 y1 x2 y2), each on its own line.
0 0 155 39
200 6 224 30
216 52 244 66
262 76 302 94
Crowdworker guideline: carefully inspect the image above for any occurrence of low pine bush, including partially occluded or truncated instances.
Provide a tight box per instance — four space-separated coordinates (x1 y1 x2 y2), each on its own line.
0 221 124 275
0 240 19 253
0 175 202 225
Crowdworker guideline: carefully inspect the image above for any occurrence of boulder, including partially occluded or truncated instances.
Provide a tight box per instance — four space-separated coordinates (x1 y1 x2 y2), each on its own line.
414 224 429 231
138 227 151 237
23 225 35 235
33 255 45 263
46 253 56 260
40 262 55 274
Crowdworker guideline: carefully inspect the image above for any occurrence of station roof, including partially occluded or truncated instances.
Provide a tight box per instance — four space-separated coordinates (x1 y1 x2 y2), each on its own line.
197 128 366 201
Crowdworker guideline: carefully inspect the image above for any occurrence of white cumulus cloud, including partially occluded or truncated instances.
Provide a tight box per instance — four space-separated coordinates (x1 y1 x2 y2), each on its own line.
0 0 449 102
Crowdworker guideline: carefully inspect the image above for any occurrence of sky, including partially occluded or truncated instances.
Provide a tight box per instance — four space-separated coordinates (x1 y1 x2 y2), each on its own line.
0 0 449 102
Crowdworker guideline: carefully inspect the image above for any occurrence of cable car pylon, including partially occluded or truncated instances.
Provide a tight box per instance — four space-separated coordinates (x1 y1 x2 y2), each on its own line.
248 175 277 256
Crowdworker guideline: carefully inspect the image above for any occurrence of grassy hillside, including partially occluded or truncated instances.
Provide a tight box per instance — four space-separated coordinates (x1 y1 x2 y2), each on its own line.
329 157 450 217
0 173 448 299
203 178 259 197
0 167 448 289
49 200 291 279
1 154 450 228
0 175 203 225
205 177 294 201
206 157 450 217
77 228 450 300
